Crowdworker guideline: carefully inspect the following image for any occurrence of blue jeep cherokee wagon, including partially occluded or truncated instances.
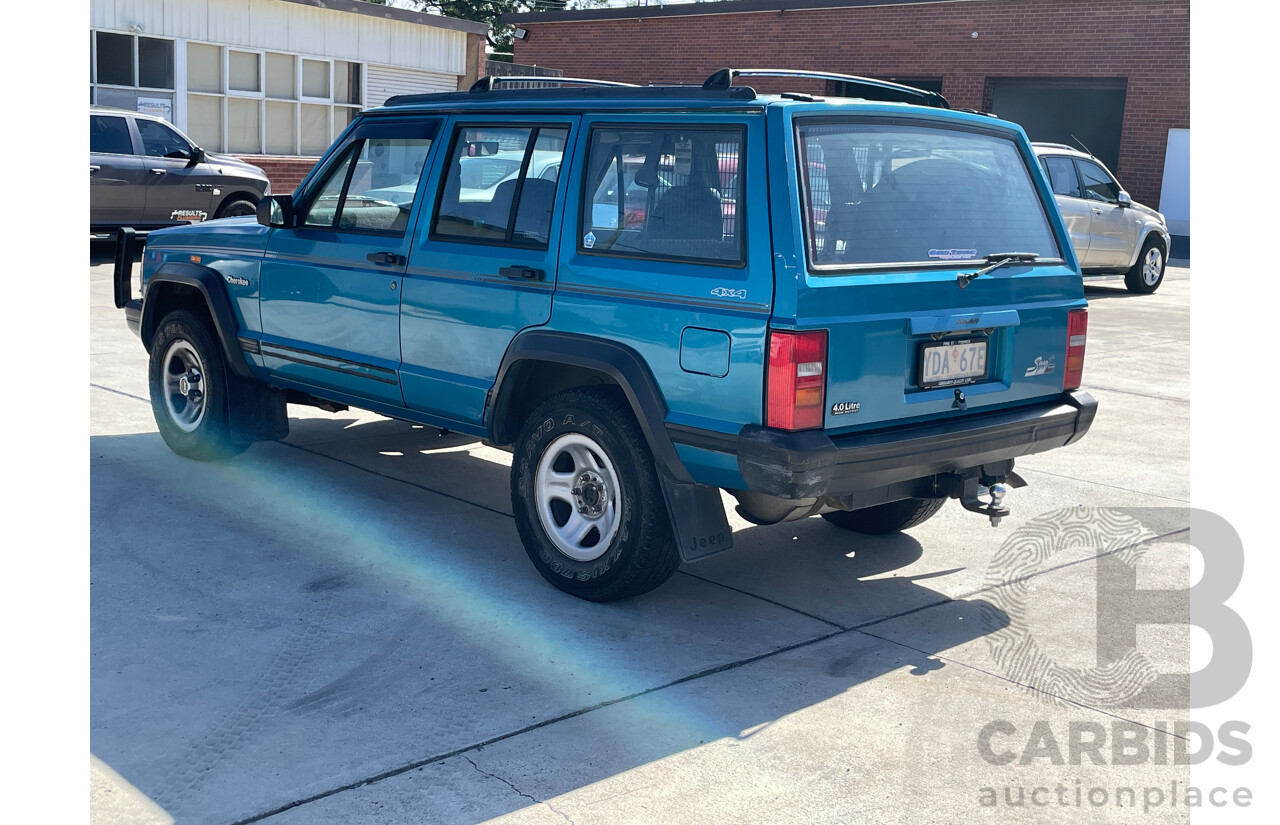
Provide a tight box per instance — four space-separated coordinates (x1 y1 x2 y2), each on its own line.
117 69 1097 601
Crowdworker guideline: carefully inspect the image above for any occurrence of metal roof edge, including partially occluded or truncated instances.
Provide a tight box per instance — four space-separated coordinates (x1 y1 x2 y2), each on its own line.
277 0 489 36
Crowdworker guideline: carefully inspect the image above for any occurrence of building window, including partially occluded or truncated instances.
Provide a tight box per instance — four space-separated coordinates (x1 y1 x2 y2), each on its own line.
91 31 175 120
170 41 365 157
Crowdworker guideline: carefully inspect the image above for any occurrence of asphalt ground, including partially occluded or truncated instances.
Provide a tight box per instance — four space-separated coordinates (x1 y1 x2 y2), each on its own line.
90 256 1193 824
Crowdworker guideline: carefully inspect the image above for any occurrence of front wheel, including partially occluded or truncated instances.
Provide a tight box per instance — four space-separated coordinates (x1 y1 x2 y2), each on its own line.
216 198 257 219
821 497 946 535
148 309 248 461
1124 237 1166 294
511 388 679 601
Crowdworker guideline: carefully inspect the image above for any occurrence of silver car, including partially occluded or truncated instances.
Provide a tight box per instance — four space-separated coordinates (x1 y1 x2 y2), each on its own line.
1033 143 1171 294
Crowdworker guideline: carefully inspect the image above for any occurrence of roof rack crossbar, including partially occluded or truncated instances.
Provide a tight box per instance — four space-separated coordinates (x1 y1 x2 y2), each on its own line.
701 68 949 109
470 75 639 93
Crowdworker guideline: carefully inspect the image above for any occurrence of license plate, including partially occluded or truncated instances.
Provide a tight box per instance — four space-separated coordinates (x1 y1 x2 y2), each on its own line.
919 338 988 388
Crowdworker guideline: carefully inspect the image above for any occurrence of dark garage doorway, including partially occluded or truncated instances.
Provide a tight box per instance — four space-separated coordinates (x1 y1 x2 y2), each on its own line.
989 78 1127 172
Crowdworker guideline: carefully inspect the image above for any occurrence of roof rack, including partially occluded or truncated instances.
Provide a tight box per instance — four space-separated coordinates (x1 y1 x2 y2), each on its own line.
1031 141 1083 152
469 75 639 93
701 68 950 109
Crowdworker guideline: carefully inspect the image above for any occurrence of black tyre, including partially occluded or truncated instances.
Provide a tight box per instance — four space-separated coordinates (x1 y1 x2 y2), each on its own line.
217 198 257 219
1123 236 1166 294
511 387 679 601
148 309 248 461
821 497 946 535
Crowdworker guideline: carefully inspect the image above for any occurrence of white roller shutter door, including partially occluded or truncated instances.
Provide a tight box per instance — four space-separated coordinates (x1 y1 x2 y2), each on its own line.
366 65 459 107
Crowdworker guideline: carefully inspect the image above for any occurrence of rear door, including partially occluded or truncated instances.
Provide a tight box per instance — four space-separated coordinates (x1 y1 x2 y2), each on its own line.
783 109 1084 434
1039 154 1092 265
90 114 146 226
134 118 217 224
259 116 441 406
397 116 578 428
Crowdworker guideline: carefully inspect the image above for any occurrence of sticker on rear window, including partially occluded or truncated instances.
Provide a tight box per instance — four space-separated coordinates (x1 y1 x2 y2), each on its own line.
674 138 693 176
583 231 596 249
928 248 978 261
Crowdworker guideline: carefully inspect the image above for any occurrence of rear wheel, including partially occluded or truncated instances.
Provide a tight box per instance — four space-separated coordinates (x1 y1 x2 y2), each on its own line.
148 309 248 461
511 387 679 601
1124 236 1165 294
821 497 946 535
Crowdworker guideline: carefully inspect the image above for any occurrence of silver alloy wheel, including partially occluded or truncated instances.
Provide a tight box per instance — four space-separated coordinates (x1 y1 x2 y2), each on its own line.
1142 245 1164 286
162 339 207 433
535 432 622 562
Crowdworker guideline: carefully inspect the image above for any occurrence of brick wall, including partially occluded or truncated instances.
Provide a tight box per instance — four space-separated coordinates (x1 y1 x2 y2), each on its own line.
514 0 1189 208
238 155 321 196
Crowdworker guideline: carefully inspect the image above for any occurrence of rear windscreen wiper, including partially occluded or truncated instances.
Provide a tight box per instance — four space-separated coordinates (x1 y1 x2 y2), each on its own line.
957 252 1039 289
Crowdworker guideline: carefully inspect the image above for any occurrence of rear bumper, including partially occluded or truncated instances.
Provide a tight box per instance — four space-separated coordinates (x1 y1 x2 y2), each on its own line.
733 391 1097 500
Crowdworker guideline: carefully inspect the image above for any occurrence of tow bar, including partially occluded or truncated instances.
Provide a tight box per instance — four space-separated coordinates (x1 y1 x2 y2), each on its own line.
941 469 1027 527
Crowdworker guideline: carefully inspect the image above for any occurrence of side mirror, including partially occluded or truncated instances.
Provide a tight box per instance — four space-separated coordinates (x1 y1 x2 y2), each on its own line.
1117 191 1132 208
256 195 296 228
186 146 206 167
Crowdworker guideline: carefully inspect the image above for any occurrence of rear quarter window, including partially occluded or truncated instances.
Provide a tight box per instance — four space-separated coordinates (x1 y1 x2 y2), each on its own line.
797 121 1061 270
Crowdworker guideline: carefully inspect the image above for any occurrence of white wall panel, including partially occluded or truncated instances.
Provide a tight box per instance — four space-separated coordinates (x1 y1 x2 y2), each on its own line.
355 18 391 65
207 0 251 48
366 65 457 108
247 0 290 52
286 5 327 55
113 0 166 35
90 0 116 30
161 0 208 40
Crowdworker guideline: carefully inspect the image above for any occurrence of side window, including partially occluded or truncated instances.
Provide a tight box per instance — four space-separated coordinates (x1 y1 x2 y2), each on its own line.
581 126 744 264
90 115 133 155
300 131 435 235
1043 156 1082 198
432 125 569 247
136 119 193 159
1077 159 1120 204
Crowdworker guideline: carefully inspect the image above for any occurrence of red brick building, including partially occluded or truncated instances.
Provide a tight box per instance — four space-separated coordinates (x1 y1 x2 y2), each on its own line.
508 0 1189 235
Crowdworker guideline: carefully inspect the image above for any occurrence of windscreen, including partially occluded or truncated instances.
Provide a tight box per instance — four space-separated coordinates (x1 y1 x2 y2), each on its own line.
797 122 1061 269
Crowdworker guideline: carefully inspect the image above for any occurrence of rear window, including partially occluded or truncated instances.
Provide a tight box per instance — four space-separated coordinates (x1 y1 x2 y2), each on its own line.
797 122 1061 269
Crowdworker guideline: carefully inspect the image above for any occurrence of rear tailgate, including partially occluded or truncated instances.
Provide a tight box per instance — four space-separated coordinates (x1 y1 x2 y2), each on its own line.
775 108 1084 434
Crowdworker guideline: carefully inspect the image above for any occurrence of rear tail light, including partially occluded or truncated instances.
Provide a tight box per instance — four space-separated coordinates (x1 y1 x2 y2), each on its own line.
766 329 828 430
1064 308 1088 390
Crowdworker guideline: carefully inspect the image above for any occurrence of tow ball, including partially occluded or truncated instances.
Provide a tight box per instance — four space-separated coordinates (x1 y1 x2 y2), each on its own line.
954 472 1026 527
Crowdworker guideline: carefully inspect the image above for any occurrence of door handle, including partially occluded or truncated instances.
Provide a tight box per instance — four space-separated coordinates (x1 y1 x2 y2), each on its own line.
366 252 405 266
1092 208 1103 215
498 265 544 281
89 165 100 173
149 168 166 176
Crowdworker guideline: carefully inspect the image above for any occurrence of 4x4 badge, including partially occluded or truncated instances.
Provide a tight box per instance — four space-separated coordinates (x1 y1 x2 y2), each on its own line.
1024 355 1056 377
710 287 747 299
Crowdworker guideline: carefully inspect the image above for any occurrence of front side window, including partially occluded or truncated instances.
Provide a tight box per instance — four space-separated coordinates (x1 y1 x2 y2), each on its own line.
301 127 436 235
90 115 133 155
1077 159 1121 203
581 126 744 264
137 119 192 159
1043 156 1082 198
798 121 1061 268
432 125 569 247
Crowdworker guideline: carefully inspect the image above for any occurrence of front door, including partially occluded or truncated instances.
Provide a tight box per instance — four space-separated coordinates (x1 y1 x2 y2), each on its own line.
398 116 579 428
134 118 217 224
1076 157 1138 268
259 116 442 407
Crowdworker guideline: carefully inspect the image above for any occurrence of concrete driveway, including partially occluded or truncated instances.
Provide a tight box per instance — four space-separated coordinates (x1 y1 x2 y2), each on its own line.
91 258 1192 824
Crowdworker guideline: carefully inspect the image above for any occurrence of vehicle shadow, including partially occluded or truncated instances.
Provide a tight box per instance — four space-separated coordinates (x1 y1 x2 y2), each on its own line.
90 414 1010 824
1082 283 1144 300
